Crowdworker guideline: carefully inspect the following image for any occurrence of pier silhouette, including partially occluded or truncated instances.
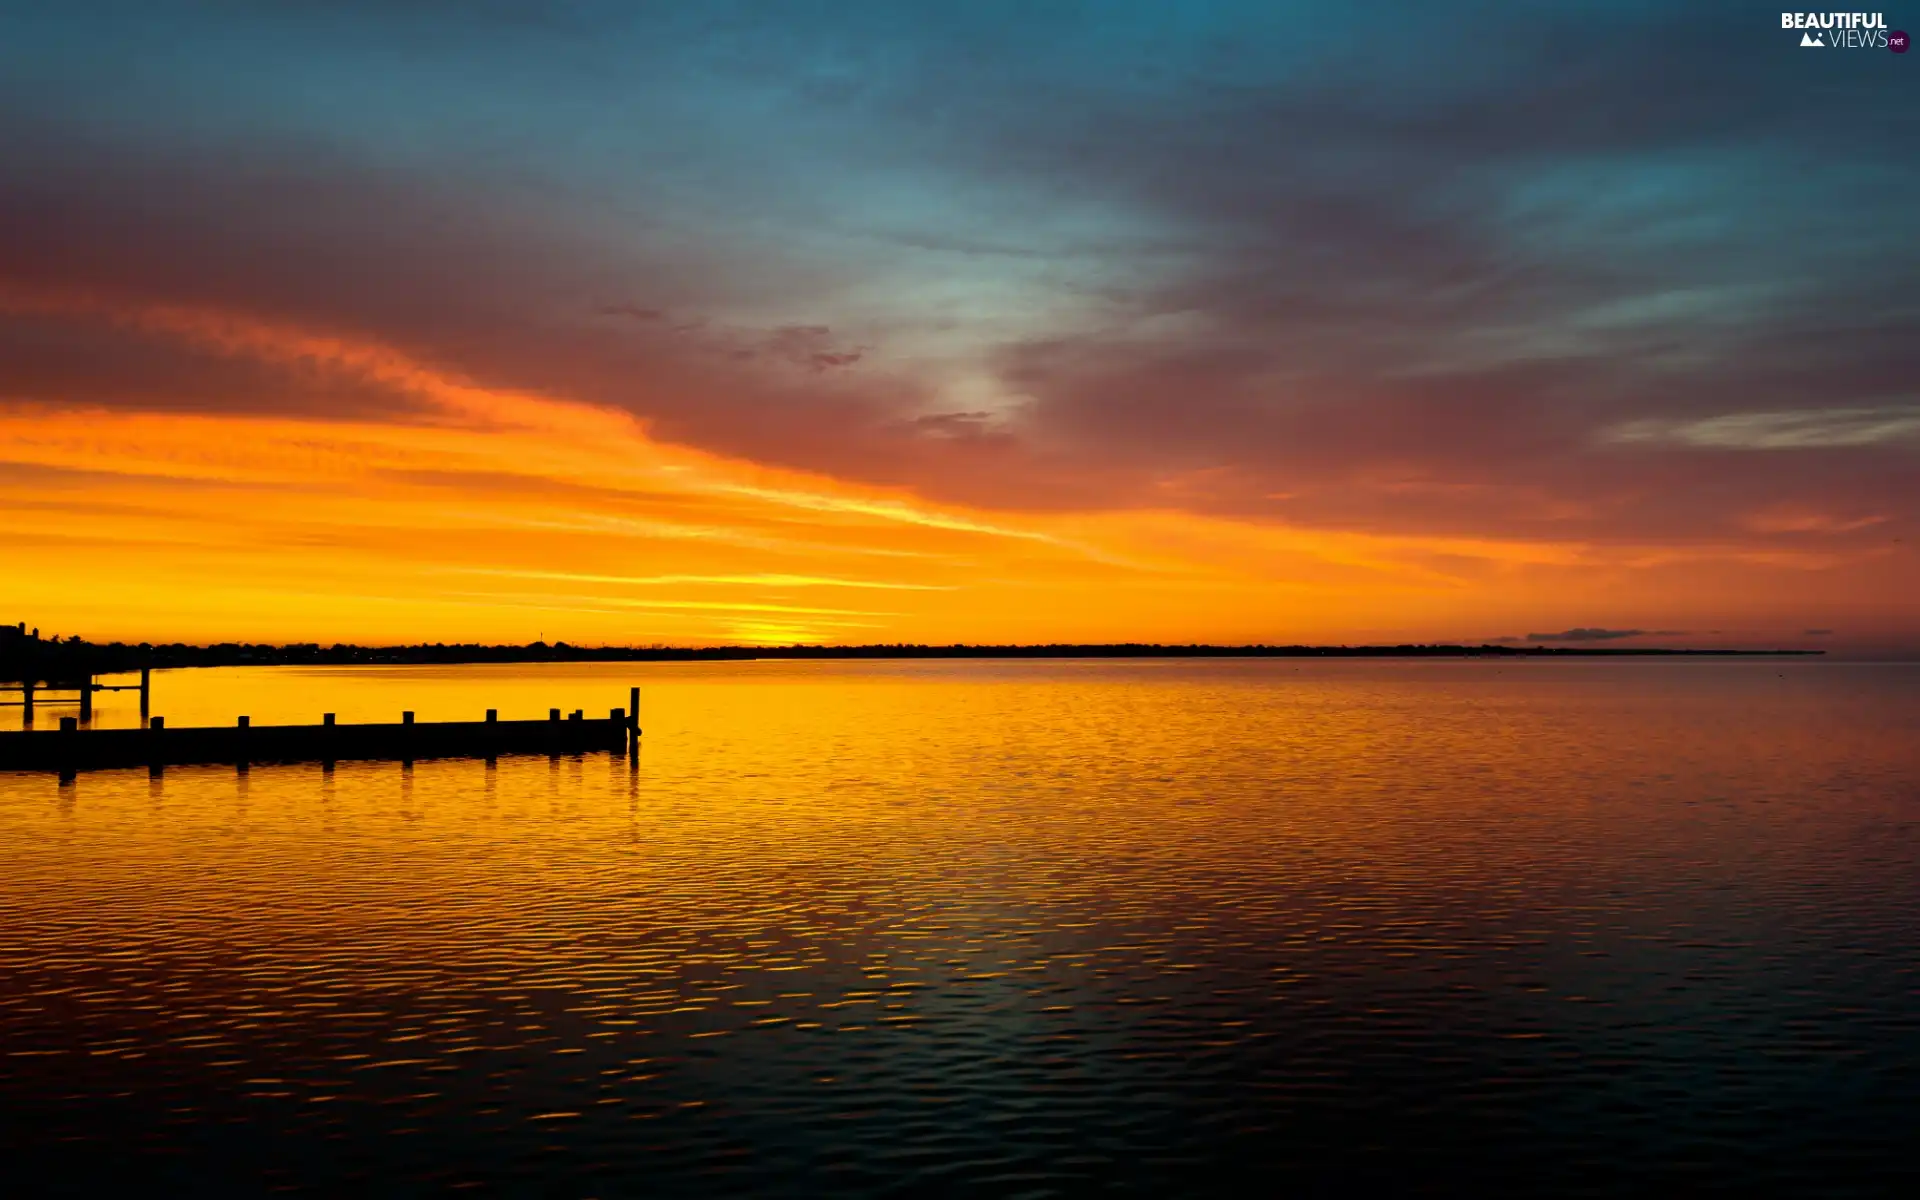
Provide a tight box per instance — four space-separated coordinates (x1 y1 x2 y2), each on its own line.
0 686 643 777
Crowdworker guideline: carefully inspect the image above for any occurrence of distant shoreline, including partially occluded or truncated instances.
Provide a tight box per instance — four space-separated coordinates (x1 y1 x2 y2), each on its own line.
1 637 1825 680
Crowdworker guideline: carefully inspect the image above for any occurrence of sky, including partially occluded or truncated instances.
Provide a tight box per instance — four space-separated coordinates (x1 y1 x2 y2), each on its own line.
1 1 1914 651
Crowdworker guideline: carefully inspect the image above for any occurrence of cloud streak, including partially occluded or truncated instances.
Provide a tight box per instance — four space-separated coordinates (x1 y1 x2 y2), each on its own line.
1607 407 1920 450
1525 628 1685 643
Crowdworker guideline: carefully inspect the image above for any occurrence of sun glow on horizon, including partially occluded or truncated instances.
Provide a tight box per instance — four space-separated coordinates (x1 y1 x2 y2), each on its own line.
0 288 1905 652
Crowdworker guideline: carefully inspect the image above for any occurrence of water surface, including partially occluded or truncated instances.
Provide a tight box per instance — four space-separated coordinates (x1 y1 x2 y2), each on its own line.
3 660 1917 1194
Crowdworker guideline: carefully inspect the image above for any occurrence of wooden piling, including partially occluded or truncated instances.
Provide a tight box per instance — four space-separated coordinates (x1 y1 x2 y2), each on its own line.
58 716 76 778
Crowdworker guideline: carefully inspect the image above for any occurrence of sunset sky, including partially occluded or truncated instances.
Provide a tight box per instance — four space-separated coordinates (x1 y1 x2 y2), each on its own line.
1 2 1914 651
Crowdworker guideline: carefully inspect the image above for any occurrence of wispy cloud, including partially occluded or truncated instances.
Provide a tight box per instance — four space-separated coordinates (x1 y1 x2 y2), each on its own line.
1525 628 1686 643
1744 508 1888 534
451 567 953 591
1605 406 1920 450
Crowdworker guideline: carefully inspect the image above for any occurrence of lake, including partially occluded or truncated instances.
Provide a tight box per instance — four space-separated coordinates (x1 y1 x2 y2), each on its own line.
3 659 1917 1195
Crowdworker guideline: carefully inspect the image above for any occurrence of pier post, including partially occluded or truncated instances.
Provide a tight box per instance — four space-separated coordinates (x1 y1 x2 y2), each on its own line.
58 715 76 777
20 680 31 725
146 715 165 774
79 676 93 724
139 666 151 721
486 709 497 723
237 715 250 770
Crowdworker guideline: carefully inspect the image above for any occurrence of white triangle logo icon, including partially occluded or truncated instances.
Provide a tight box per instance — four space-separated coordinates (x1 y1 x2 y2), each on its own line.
1800 31 1823 46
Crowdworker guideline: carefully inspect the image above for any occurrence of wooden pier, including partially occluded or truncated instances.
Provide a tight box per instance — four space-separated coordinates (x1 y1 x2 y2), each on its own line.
0 668 152 724
0 688 642 775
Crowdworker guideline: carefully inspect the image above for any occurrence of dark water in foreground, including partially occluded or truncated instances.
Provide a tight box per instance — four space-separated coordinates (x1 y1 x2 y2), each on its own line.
2 659 1917 1195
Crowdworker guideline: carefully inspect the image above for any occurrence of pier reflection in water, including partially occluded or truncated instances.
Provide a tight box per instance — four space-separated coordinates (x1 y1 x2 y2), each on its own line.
2 659 1917 1195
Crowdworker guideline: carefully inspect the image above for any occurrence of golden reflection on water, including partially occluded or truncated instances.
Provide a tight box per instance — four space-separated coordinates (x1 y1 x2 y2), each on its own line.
2 660 1917 1193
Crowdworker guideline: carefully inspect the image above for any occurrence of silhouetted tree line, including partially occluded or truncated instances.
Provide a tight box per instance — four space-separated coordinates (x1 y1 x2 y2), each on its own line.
1 621 1817 681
